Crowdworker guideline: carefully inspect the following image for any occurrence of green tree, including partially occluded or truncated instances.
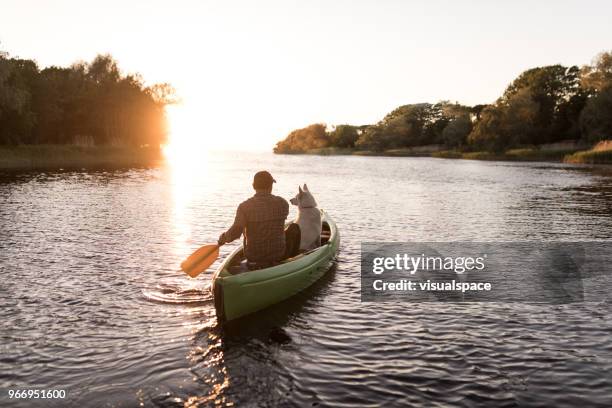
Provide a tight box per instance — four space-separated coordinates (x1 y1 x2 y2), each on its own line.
581 51 612 92
468 105 506 152
0 51 173 146
376 103 445 147
274 49 612 155
578 51 612 144
355 125 391 151
502 88 540 144
580 87 612 143
501 64 583 143
328 124 359 148
470 104 488 121
468 89 539 151
352 102 473 151
0 57 38 144
442 116 472 148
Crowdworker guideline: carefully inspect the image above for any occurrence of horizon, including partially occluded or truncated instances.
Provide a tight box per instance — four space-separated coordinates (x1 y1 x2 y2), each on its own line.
1 0 611 152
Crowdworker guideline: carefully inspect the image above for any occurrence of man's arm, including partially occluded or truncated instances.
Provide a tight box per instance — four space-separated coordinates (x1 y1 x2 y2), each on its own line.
218 205 247 245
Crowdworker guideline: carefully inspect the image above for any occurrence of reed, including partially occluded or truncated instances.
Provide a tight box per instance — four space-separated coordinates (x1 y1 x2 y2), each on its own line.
564 141 612 164
505 148 580 161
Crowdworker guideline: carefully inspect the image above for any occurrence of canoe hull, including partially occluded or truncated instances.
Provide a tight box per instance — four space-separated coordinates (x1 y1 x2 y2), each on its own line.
212 210 339 322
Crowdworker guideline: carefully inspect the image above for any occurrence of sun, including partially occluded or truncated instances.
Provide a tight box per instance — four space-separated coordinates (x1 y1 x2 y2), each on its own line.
162 104 207 163
162 94 287 156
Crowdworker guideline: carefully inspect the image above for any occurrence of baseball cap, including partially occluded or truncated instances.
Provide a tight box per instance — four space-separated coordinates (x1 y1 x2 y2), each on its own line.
253 170 276 189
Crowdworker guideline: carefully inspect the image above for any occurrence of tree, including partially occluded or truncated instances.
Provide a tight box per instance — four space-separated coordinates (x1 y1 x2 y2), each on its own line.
87 54 120 84
148 83 178 105
274 49 612 155
500 65 583 143
328 125 359 148
577 51 612 144
349 103 473 151
370 103 449 148
355 125 392 151
581 51 612 93
273 123 329 153
382 103 429 147
0 57 38 144
470 104 488 121
467 89 539 151
32 66 70 143
580 87 612 144
442 116 472 148
0 52 172 146
502 88 540 145
468 105 507 152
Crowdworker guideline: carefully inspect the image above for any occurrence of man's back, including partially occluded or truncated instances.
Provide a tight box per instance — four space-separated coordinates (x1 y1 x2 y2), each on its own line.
225 192 289 262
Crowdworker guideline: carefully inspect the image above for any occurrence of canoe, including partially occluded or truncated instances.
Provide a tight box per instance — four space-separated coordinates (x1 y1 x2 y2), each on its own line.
211 210 340 322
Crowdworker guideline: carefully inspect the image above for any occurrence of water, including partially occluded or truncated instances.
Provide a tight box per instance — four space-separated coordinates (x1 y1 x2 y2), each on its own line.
1 152 612 407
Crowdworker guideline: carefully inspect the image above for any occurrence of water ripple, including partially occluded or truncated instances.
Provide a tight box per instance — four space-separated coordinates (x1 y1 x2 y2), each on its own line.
1 155 612 407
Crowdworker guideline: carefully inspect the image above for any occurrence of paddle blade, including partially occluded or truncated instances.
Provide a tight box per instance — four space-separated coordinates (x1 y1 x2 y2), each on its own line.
181 244 219 278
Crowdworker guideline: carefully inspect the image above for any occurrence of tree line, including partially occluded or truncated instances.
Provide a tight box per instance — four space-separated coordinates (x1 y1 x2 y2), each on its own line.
0 50 174 146
275 51 612 154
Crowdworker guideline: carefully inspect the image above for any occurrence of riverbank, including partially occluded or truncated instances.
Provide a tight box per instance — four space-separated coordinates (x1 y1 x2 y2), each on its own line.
0 145 163 170
278 143 612 164
564 141 612 164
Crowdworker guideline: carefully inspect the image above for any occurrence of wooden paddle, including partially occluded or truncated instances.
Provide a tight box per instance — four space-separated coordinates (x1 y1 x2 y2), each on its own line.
180 244 221 278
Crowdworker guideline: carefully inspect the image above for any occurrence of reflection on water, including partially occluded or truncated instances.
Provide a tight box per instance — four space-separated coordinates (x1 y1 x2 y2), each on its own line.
1 154 611 407
142 280 212 305
167 149 214 260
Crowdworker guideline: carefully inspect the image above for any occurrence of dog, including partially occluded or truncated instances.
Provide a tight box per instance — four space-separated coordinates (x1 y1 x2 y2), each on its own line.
290 184 322 251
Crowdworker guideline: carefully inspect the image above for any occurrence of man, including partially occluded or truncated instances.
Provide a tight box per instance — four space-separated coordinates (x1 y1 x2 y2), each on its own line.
218 170 299 269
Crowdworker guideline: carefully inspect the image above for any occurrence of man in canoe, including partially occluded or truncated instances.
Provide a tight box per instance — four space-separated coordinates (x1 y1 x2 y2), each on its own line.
218 170 300 270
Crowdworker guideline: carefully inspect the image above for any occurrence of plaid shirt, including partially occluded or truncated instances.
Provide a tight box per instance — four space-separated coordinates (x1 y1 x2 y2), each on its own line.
224 192 289 262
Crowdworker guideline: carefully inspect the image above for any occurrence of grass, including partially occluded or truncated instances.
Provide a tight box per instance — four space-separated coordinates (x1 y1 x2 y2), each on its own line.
298 146 579 162
435 147 582 162
306 146 442 157
431 150 463 159
382 148 428 157
461 151 503 160
303 147 424 156
295 148 567 161
351 150 381 156
303 147 355 155
505 147 581 161
282 140 612 165
564 140 612 164
0 144 163 170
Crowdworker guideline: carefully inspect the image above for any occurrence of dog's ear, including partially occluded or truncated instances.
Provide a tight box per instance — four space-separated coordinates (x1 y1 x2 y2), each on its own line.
298 185 303 193
303 184 309 191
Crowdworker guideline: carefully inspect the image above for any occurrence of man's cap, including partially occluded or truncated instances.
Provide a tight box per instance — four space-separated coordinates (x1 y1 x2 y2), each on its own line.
253 170 276 188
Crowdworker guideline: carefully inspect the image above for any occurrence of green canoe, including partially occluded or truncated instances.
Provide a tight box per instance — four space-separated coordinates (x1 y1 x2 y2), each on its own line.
211 210 340 322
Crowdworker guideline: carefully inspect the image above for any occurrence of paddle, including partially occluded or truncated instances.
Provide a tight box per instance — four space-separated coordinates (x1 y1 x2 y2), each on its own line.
180 244 221 278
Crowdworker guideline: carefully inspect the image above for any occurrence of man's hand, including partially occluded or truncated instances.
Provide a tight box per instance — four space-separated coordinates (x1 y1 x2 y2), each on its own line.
217 233 226 246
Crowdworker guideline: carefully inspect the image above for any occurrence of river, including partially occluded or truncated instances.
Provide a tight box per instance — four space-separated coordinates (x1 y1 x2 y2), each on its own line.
1 152 611 407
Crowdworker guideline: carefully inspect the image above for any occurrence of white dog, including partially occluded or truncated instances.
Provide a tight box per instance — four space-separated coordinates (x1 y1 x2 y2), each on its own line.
290 184 322 251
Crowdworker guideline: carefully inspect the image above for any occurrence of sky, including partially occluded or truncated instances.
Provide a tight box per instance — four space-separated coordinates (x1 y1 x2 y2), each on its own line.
1 0 611 151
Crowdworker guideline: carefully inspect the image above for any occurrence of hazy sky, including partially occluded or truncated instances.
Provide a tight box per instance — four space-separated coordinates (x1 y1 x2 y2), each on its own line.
1 0 610 150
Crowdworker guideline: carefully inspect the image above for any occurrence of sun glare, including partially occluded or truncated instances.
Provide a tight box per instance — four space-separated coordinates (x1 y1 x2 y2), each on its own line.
164 103 213 262
162 104 208 164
